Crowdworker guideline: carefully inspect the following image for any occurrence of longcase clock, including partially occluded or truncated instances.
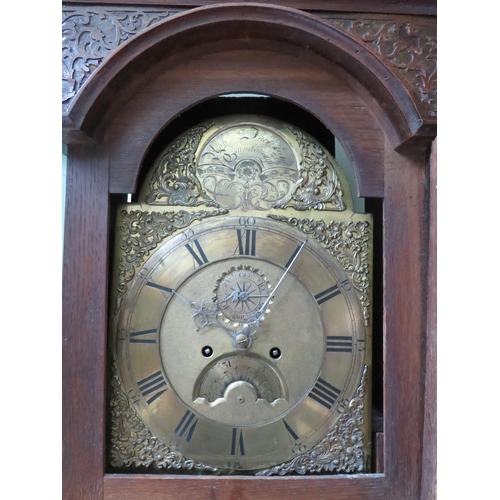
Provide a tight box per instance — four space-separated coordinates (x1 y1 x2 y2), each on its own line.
62 2 436 499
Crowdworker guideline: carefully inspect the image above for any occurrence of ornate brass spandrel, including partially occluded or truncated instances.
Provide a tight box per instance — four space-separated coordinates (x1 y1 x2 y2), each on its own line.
109 357 219 472
144 124 219 207
269 215 371 326
114 208 228 314
256 365 368 476
272 125 345 211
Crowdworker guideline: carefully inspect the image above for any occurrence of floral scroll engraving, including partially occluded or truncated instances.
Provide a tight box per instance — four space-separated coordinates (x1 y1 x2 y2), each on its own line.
145 124 219 207
269 215 371 325
62 7 181 109
257 365 368 476
109 357 219 471
329 18 437 116
114 208 227 313
273 126 345 211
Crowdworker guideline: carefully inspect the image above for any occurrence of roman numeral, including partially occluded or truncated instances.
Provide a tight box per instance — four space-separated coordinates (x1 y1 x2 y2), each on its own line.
130 328 157 344
236 229 256 256
308 378 341 409
174 409 199 443
185 240 208 266
137 371 168 405
283 419 299 441
315 284 341 305
185 239 209 267
231 428 245 456
326 335 352 353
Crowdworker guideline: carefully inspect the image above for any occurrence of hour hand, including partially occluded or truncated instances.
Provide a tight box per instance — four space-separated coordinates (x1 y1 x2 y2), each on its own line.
191 300 218 331
166 289 218 332
168 286 235 337
190 300 238 338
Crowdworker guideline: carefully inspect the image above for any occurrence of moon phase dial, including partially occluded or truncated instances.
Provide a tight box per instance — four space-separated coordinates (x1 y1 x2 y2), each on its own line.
215 266 272 324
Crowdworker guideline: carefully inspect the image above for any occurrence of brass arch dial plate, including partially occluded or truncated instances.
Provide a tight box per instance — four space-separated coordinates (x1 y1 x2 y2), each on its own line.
109 115 372 475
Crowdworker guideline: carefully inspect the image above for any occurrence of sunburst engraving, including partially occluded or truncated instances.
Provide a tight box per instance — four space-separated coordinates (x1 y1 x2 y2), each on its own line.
214 266 272 324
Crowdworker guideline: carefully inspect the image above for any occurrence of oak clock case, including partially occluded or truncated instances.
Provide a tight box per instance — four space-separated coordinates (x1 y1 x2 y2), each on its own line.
108 115 373 475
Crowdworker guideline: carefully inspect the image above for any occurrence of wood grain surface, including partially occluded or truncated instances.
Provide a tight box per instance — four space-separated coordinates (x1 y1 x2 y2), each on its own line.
104 473 386 500
62 145 110 500
64 3 429 150
421 138 437 499
383 140 430 499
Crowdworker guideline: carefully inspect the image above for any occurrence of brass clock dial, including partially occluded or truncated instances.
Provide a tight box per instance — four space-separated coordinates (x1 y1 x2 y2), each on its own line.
115 216 366 471
109 115 372 475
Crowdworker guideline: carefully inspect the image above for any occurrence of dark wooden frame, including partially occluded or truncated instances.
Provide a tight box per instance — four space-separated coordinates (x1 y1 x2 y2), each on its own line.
63 0 437 16
63 3 436 499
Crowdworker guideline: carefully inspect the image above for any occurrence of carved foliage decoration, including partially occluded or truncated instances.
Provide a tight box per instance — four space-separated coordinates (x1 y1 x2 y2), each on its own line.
62 7 181 109
62 8 436 121
110 357 219 471
269 215 371 326
114 208 227 313
257 365 368 476
329 18 437 116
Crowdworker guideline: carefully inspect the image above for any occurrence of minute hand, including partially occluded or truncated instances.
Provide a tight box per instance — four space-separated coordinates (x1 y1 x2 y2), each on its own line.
256 239 307 318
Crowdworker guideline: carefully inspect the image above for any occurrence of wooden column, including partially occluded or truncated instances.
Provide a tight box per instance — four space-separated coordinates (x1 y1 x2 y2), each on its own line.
62 145 110 500
383 140 430 499
421 139 437 499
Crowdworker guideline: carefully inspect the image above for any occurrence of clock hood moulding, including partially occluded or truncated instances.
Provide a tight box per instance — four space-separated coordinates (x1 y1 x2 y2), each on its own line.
61 3 436 149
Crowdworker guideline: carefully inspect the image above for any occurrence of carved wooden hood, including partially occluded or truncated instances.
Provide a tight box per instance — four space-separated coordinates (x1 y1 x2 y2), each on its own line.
62 3 436 147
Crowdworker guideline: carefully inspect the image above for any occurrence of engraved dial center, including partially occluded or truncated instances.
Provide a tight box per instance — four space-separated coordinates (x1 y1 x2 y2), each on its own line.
216 267 271 324
160 254 326 427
